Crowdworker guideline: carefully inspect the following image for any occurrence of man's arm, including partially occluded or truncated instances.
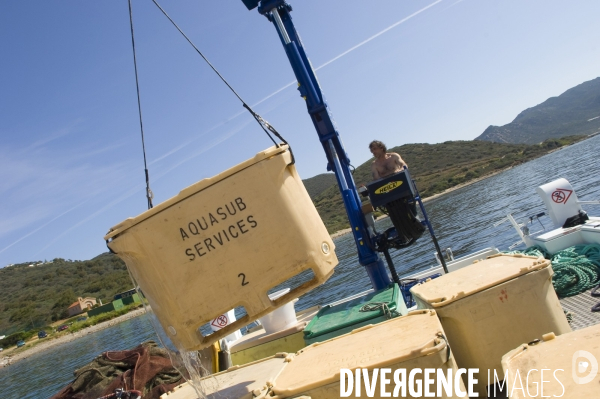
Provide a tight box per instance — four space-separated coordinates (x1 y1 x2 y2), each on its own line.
371 162 380 180
391 153 407 169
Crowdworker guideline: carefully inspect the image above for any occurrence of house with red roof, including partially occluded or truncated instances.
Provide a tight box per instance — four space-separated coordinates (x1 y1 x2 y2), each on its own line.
67 297 97 317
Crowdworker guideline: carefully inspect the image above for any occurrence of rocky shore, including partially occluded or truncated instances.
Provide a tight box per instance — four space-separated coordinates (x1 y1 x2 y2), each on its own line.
0 307 147 368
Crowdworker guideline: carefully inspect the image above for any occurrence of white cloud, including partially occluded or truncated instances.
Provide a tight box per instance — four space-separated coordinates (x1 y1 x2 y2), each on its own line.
0 145 133 240
0 201 86 254
28 118 84 149
444 0 465 10
315 0 444 71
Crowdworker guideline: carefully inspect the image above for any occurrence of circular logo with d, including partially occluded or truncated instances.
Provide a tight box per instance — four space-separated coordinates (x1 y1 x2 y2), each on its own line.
572 350 599 384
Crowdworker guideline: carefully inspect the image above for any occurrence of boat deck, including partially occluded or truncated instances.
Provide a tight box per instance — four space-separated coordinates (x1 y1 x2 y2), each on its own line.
560 289 600 330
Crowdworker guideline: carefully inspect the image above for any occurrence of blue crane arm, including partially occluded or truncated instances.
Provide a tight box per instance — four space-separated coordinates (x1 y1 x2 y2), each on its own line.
246 0 391 290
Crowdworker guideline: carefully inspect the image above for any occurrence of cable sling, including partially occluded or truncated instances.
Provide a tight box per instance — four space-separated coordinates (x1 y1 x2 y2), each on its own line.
128 0 153 210
150 0 293 161
126 1 296 208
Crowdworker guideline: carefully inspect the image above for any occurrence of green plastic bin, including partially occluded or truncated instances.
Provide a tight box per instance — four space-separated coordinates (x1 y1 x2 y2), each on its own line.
303 283 406 345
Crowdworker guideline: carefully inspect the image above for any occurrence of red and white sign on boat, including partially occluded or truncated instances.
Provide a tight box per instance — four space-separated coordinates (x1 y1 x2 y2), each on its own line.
551 188 573 204
537 179 582 228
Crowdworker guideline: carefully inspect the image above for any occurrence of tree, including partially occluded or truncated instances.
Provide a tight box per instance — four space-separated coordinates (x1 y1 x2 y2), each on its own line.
9 305 35 323
51 289 77 321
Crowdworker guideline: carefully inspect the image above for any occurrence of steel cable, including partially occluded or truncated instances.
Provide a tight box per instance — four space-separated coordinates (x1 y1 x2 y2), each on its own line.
150 0 291 153
128 0 153 209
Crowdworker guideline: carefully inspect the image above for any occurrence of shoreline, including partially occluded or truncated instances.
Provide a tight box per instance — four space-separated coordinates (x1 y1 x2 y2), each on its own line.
0 308 147 369
329 166 511 239
328 134 593 239
0 139 583 367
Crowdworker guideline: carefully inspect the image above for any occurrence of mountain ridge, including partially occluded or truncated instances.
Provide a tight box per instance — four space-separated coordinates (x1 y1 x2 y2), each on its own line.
475 77 600 144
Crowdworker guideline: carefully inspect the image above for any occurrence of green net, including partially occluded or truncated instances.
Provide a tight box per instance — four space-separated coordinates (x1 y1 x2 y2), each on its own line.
505 244 600 298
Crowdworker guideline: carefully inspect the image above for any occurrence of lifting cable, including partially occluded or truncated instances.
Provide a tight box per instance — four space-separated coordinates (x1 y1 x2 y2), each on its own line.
128 0 153 210
152 0 292 158
127 1 295 208
152 0 294 155
152 0 295 153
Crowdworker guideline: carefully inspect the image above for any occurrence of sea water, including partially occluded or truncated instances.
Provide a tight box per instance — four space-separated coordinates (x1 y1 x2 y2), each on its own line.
2 134 599 399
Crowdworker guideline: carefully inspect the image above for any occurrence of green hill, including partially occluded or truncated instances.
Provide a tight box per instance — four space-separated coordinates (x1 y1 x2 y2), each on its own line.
310 135 588 233
302 173 337 198
0 253 131 335
476 77 600 144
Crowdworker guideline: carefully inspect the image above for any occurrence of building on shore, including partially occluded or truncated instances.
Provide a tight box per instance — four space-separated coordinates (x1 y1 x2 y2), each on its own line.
67 297 97 317
88 291 142 318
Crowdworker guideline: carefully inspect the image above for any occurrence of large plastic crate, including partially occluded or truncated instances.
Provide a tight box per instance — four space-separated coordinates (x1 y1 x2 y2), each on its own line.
502 324 600 398
411 254 571 397
105 145 338 350
160 354 289 399
271 310 465 399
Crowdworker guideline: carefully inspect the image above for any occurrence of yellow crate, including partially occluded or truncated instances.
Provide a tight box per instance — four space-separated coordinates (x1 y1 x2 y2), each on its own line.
270 310 465 399
411 254 571 397
105 145 337 350
160 354 290 399
502 325 600 398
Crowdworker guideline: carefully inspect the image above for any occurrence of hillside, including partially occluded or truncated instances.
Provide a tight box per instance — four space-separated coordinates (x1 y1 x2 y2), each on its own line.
310 135 588 233
302 173 337 198
476 77 600 144
0 253 131 335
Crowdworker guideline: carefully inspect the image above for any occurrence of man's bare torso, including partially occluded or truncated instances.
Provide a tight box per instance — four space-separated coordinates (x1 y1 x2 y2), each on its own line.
371 152 406 180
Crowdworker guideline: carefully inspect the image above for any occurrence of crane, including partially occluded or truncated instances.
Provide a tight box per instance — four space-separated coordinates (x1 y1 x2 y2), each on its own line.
241 0 448 290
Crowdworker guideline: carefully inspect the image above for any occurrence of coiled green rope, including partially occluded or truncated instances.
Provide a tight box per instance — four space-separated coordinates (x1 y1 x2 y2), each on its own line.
505 244 600 298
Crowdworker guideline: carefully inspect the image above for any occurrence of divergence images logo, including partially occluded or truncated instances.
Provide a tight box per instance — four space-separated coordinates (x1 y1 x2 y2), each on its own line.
572 350 598 385
375 181 402 195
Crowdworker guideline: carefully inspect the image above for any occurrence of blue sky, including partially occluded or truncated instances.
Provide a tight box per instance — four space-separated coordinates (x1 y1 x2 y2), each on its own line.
1 0 599 266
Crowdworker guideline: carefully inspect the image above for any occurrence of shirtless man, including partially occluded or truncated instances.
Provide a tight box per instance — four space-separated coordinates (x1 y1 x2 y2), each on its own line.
369 140 407 180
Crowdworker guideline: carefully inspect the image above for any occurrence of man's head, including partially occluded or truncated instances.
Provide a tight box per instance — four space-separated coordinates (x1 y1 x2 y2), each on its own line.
369 140 386 155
